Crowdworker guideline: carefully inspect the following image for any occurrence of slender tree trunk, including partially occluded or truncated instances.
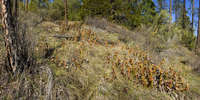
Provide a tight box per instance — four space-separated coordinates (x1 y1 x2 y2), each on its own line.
196 0 200 53
12 0 18 22
64 0 68 30
26 0 28 12
158 0 163 12
192 0 194 29
12 0 16 14
169 0 172 23
174 0 179 21
38 0 41 8
182 0 186 28
23 0 26 10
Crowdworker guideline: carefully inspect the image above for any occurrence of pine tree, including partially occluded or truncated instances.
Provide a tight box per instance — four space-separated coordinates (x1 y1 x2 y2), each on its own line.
169 0 172 22
173 0 182 22
1 0 20 73
192 0 194 29
196 0 200 53
1 0 30 74
158 0 163 11
158 0 168 11
12 0 16 14
81 0 111 18
176 0 189 29
183 0 186 28
26 0 28 12
12 0 18 22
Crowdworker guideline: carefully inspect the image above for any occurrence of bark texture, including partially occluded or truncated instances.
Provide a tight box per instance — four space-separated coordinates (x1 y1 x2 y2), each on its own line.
1 0 27 74
26 0 28 12
192 0 194 29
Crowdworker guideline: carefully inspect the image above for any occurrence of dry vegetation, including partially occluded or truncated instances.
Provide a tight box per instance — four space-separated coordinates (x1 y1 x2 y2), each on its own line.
0 14 200 100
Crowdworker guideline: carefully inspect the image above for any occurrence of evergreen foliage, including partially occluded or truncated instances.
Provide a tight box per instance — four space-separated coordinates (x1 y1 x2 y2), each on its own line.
16 0 199 52
1 0 200 99
32 0 195 50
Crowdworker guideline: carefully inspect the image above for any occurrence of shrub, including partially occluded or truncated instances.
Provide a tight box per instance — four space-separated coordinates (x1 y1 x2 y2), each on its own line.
47 0 81 21
104 45 189 93
152 10 195 51
80 0 112 19
181 30 196 50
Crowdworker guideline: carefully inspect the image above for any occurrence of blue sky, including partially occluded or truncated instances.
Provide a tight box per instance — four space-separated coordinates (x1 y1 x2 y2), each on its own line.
49 0 198 35
153 0 199 36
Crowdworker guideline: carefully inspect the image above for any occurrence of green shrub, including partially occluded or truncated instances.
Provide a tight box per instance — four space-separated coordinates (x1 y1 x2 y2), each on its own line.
152 10 195 50
80 0 112 19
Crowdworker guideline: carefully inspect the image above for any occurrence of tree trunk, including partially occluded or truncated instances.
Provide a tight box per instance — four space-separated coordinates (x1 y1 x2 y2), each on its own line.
158 0 163 12
196 0 200 53
12 0 18 23
192 0 194 29
1 0 25 74
64 0 68 30
169 0 172 23
183 0 186 28
174 0 179 21
12 0 16 14
26 0 28 12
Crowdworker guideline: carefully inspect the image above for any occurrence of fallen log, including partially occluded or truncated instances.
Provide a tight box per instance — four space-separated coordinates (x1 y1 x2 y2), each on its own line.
51 34 80 41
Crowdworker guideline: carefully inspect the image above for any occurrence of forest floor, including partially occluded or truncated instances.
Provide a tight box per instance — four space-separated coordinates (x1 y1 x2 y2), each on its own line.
0 13 200 100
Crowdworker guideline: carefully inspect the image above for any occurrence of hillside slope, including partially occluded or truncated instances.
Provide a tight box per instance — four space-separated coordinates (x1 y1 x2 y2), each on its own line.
0 14 200 100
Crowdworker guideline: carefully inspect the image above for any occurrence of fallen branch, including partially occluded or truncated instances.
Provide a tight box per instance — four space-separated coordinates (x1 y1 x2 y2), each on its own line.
40 66 54 100
51 34 80 41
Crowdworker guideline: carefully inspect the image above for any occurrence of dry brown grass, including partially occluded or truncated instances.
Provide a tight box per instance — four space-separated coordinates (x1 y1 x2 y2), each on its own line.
0 15 200 99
